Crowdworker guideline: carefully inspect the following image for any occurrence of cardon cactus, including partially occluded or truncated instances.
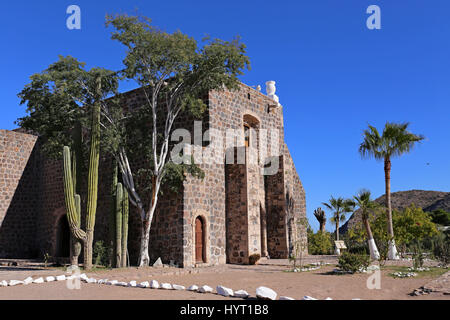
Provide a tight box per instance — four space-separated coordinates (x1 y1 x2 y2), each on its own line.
63 99 101 270
69 194 82 265
63 146 86 246
109 161 118 267
121 189 129 267
84 100 101 270
115 182 123 268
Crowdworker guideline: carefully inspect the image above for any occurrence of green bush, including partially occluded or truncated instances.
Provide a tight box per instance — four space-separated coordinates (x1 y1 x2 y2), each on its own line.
338 252 370 273
308 231 333 255
432 233 450 267
93 241 109 267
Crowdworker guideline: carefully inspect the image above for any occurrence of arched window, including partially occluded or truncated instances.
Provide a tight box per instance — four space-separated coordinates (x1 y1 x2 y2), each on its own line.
243 114 260 150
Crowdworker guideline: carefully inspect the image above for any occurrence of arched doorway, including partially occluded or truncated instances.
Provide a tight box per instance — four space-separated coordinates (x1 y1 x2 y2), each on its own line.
195 216 206 263
56 215 70 257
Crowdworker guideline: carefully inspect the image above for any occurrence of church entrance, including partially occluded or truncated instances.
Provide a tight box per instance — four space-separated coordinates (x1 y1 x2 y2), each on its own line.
56 215 70 257
195 216 205 263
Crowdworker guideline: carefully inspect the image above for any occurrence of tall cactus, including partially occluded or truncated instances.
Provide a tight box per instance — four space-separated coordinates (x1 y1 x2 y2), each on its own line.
84 97 101 270
115 182 123 268
63 146 86 246
121 189 129 267
109 160 118 267
69 194 82 266
69 121 82 266
63 98 101 270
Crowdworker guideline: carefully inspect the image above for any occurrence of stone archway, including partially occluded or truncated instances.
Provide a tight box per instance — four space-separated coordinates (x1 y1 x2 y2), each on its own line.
55 215 70 257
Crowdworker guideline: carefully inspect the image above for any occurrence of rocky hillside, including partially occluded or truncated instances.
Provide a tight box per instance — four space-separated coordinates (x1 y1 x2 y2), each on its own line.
340 190 450 233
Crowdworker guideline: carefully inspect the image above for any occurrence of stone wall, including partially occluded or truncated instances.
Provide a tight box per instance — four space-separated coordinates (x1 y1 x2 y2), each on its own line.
0 130 41 258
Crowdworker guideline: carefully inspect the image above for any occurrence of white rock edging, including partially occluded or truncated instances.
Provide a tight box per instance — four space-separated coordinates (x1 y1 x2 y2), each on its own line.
234 290 249 298
256 286 277 300
198 285 213 293
216 285 234 297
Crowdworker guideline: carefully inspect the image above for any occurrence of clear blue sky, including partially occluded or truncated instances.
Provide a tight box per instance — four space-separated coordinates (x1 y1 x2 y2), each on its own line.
2 1 449 232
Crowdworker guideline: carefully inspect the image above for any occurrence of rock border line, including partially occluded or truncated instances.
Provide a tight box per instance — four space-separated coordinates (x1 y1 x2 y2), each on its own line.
0 273 354 300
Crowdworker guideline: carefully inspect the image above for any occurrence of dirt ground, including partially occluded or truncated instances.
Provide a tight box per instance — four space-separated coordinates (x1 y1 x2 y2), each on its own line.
0 257 448 300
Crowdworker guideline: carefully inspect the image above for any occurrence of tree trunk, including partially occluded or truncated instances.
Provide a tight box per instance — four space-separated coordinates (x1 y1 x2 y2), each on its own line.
363 215 380 260
138 177 157 267
335 220 339 241
384 157 399 260
139 220 151 266
320 222 325 233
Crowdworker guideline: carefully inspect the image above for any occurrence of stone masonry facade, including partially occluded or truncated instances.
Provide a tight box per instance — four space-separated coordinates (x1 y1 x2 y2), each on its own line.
0 82 306 267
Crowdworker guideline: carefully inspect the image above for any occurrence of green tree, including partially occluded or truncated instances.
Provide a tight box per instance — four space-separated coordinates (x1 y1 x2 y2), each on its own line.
308 231 333 255
393 205 438 255
427 209 450 226
352 189 380 259
359 122 424 259
322 196 354 243
105 14 250 266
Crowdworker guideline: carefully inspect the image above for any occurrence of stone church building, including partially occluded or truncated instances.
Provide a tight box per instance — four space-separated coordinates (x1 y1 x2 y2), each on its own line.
0 81 306 267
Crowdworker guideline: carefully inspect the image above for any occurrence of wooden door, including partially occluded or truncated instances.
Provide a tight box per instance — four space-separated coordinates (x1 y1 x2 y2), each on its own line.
195 217 204 263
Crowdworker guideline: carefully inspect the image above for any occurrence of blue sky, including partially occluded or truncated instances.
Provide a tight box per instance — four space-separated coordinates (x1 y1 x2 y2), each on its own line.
2 1 450 232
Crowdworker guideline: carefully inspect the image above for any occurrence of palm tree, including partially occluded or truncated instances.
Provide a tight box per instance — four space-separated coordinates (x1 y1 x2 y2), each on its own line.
322 196 354 254
313 207 327 233
353 189 380 260
359 122 424 260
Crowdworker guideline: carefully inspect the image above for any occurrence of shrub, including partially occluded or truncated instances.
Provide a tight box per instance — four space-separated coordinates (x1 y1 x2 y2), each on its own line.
93 241 108 267
338 252 370 273
249 253 261 265
308 231 333 255
432 233 450 267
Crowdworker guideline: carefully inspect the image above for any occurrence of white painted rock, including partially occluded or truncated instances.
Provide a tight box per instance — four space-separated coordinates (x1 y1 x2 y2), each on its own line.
216 285 234 297
45 276 55 282
32 277 44 284
352 298 362 300
234 290 249 298
187 285 198 291
256 286 277 300
161 283 173 290
9 280 24 286
79 273 88 281
302 295 318 300
115 281 128 287
107 280 118 285
23 277 33 285
150 280 159 289
198 285 213 293
0 280 8 287
153 257 163 268
173 284 185 290
87 278 97 284
128 280 137 287
138 281 150 288
56 275 66 281
279 296 295 300
98 279 108 284
325 297 333 300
